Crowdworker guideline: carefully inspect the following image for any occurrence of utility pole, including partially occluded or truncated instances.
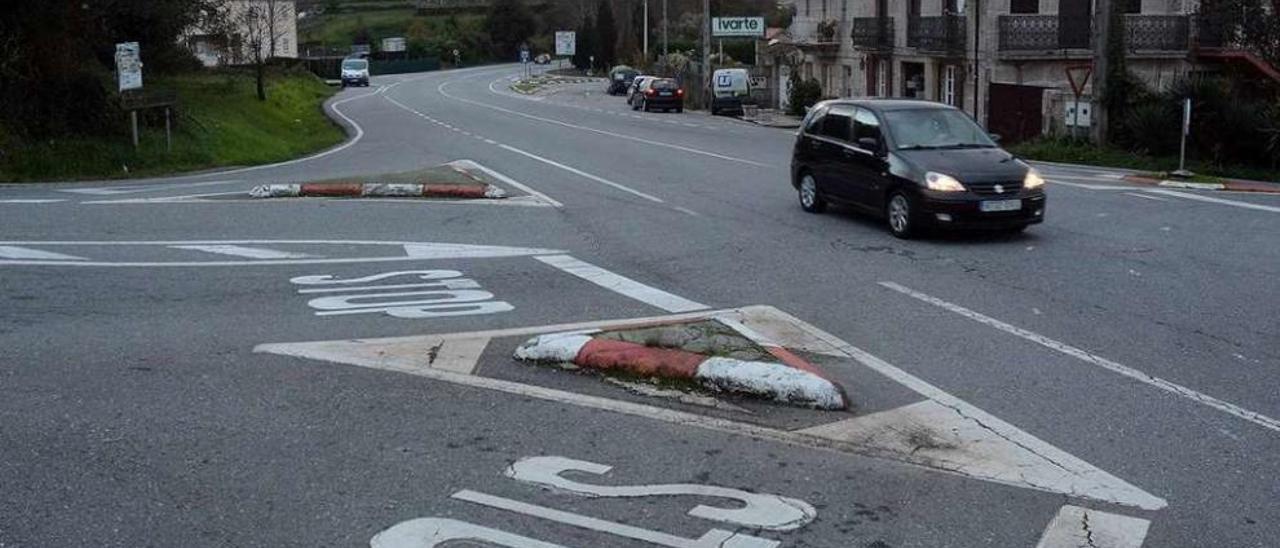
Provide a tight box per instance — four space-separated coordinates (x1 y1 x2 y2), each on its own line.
644 0 649 59
1093 0 1111 144
702 0 711 107
972 0 981 121
663 0 668 56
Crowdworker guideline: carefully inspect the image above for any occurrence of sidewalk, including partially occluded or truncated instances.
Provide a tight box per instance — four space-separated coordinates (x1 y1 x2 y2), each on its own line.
738 108 803 129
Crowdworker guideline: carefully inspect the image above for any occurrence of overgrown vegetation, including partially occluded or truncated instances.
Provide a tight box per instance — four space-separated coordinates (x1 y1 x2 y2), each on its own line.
0 69 343 181
1010 137 1280 183
787 75 823 116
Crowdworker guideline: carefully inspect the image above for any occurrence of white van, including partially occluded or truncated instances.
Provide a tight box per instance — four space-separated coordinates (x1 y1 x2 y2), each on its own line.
710 68 751 116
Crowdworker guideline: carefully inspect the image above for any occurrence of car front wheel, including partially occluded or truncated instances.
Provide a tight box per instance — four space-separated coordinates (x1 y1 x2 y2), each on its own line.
798 173 827 213
887 192 918 239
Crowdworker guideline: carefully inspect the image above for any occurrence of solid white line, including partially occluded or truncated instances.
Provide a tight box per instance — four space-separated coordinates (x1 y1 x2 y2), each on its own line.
1147 189 1280 213
59 179 243 196
1046 179 1135 190
446 159 563 207
0 246 87 261
535 254 708 313
880 281 1280 434
672 206 702 217
451 490 771 548
1035 505 1150 548
447 75 771 168
1124 192 1169 202
0 199 65 204
81 190 245 204
169 244 314 259
498 144 666 203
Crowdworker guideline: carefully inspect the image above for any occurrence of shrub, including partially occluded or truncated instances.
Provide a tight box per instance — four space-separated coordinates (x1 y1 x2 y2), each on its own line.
787 77 822 116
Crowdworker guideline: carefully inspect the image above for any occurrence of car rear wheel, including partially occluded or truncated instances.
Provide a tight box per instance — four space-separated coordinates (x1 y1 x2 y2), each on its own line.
798 174 827 214
887 192 917 239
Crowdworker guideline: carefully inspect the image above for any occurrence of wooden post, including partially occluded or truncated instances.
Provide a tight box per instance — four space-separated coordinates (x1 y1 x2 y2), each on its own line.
130 110 139 148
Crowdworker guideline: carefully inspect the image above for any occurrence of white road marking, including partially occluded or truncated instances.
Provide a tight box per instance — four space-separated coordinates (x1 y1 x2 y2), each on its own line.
498 144 666 203
59 179 242 196
506 456 815 531
452 490 778 548
446 159 563 207
1148 189 1280 213
0 240 562 267
169 244 314 259
1124 192 1169 201
256 304 1164 510
535 254 708 313
1046 179 1135 190
372 517 565 548
1035 506 1150 548
880 281 1280 435
450 76 772 168
672 206 702 217
0 199 66 204
81 190 246 204
0 246 87 261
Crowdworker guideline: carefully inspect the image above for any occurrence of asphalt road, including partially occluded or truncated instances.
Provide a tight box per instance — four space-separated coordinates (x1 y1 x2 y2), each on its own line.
2 64 1278 547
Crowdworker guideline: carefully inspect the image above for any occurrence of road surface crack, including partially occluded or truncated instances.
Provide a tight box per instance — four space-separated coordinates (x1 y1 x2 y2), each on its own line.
1082 509 1098 548
426 342 443 365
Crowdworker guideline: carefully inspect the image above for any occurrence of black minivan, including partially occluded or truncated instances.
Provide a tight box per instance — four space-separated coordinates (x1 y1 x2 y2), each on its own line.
791 99 1046 238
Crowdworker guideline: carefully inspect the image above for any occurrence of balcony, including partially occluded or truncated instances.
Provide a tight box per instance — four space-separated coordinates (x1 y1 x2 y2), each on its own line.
998 14 1191 58
851 17 895 51
907 15 967 55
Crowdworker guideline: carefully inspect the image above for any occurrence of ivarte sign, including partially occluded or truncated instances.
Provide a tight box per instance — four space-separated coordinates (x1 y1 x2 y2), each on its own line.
712 17 765 37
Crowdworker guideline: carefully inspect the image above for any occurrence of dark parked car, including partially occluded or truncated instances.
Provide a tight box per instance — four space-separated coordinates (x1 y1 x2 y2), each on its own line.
631 78 684 113
791 99 1045 238
607 66 639 95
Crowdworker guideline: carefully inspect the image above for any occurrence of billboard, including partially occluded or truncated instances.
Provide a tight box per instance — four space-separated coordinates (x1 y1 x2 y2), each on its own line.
555 31 576 56
711 17 766 38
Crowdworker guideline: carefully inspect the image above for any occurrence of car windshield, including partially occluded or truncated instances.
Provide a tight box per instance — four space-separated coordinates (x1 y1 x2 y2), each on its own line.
884 108 996 150
342 60 367 70
651 79 678 90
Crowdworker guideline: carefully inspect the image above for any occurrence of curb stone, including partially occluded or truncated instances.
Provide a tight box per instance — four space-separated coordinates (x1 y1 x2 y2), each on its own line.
1123 174 1280 194
249 182 506 199
514 332 848 410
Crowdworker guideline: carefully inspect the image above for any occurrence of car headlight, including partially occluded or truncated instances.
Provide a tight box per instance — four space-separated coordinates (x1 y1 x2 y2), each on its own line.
1024 169 1045 189
925 172 966 192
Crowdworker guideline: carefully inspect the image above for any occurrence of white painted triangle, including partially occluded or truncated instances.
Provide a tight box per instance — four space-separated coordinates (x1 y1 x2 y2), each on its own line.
0 246 87 261
1035 505 1150 548
170 244 314 259
796 400 1166 510
402 243 562 260
258 335 489 375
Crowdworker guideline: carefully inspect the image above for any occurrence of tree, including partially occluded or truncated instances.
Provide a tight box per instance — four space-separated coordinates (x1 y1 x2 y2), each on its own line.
485 0 537 59
573 16 596 70
596 0 617 68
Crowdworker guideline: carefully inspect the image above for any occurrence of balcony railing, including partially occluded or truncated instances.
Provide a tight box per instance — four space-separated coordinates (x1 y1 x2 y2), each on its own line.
907 15 967 54
1126 15 1189 51
998 14 1191 52
851 17 895 50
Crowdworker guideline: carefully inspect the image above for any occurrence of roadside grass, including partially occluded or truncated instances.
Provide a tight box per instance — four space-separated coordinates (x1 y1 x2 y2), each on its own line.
0 69 344 182
1010 137 1280 183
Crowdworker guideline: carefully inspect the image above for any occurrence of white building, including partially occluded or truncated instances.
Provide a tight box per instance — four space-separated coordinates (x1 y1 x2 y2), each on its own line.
187 0 299 67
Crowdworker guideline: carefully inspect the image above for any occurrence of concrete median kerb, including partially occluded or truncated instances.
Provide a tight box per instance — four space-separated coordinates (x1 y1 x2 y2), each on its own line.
1123 174 1280 194
514 320 850 410
248 164 510 200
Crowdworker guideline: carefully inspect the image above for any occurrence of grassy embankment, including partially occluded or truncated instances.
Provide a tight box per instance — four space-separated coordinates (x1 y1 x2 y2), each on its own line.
0 69 345 181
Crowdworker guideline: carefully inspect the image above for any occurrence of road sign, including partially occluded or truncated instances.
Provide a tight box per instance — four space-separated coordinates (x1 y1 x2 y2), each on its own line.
115 42 142 92
555 31 576 56
520 48 530 64
382 37 406 53
711 17 765 38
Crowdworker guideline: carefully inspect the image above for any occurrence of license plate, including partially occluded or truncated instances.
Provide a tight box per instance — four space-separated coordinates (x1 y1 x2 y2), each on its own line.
980 199 1022 212
659 91 672 96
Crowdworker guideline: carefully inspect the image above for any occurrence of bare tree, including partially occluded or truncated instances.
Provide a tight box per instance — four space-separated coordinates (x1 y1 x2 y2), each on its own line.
231 1 293 101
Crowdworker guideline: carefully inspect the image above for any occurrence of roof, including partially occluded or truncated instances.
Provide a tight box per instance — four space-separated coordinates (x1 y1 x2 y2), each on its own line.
819 98 957 112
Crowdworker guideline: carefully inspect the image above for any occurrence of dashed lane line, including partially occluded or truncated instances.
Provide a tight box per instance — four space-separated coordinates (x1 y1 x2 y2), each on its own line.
880 281 1280 435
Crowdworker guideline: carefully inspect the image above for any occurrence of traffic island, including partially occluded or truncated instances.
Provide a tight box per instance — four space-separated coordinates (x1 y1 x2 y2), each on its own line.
513 320 849 410
249 164 508 199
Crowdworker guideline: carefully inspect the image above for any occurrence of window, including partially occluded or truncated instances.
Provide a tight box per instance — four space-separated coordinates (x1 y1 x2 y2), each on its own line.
1010 0 1038 13
804 105 829 133
806 0 811 16
1125 0 1141 13
842 65 853 97
943 65 957 106
884 108 996 149
820 105 855 141
853 108 882 148
876 61 888 97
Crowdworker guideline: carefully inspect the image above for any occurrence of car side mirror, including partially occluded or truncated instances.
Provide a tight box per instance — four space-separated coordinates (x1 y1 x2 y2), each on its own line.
857 137 880 152
989 133 1003 143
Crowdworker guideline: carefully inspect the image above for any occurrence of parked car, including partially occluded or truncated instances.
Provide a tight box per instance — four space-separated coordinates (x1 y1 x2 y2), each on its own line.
534 53 552 65
340 58 370 87
710 68 751 116
791 99 1046 238
631 78 684 112
607 66 639 95
625 76 655 105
